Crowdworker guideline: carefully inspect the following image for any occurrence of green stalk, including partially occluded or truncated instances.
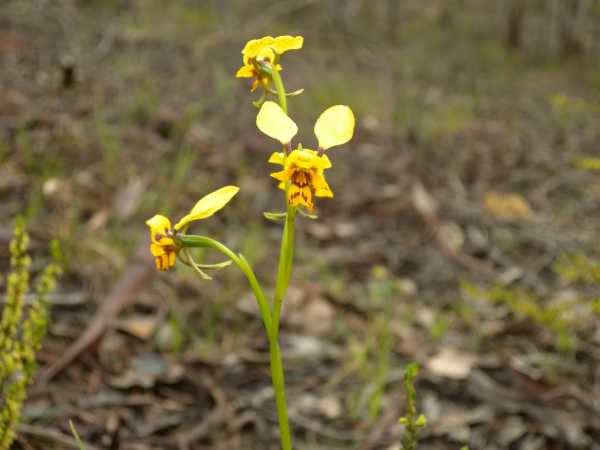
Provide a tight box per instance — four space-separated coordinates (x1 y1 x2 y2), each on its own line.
272 206 296 332
269 67 297 450
270 67 288 114
180 234 293 450
268 333 292 450
270 64 297 332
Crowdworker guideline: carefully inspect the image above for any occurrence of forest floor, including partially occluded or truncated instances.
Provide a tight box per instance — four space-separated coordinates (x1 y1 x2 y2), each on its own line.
2 1 600 449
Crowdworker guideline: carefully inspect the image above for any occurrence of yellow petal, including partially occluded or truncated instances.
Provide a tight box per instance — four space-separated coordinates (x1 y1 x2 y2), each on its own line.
271 35 303 54
319 153 332 169
174 186 239 230
313 173 334 198
256 46 276 63
158 254 169 271
284 149 330 171
271 168 294 182
242 36 275 63
146 215 172 235
256 101 298 144
235 65 255 78
268 152 286 165
314 105 355 150
150 243 166 257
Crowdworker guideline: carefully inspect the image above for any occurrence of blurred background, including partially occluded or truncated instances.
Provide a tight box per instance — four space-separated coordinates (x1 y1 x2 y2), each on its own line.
2 0 600 449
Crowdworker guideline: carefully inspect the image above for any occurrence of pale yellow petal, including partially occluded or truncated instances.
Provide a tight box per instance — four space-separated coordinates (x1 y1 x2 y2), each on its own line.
270 35 303 54
174 186 239 230
256 101 298 144
314 105 355 150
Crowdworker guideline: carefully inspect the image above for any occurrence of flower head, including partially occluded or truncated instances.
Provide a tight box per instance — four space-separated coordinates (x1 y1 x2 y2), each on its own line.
236 35 303 92
269 149 332 210
146 215 177 271
145 186 239 271
256 101 355 210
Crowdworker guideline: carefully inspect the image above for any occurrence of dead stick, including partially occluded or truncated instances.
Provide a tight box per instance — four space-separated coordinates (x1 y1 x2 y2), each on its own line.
39 243 154 383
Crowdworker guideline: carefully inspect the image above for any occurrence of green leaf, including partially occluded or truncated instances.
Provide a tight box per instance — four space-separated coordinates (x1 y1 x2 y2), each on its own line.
264 211 287 222
69 421 87 450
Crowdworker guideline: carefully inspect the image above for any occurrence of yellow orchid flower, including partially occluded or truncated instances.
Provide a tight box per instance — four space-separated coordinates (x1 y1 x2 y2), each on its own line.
236 35 303 92
145 186 239 271
269 149 332 210
256 101 355 210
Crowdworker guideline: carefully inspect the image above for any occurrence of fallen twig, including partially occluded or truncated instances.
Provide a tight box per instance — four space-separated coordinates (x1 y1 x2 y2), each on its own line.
39 243 154 383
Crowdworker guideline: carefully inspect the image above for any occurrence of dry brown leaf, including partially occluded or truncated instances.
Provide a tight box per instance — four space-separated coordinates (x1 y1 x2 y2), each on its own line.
117 315 158 340
412 182 437 217
427 347 477 379
484 191 534 221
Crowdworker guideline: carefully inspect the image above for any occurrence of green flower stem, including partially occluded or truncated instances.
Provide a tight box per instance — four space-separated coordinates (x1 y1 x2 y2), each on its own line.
268 332 292 450
269 200 296 450
269 68 296 450
178 235 272 334
270 66 297 332
270 67 288 114
180 234 293 450
272 206 296 332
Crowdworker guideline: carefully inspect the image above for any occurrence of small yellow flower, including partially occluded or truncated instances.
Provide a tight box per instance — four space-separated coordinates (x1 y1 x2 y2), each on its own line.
146 215 177 271
269 149 332 210
145 186 239 271
236 35 303 92
256 101 355 210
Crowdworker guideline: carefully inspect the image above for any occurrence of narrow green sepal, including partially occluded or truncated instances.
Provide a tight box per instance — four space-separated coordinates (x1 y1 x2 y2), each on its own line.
179 248 232 280
286 88 304 97
253 90 267 109
266 87 304 97
182 249 212 280
264 211 288 222
195 260 232 269
298 207 318 220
